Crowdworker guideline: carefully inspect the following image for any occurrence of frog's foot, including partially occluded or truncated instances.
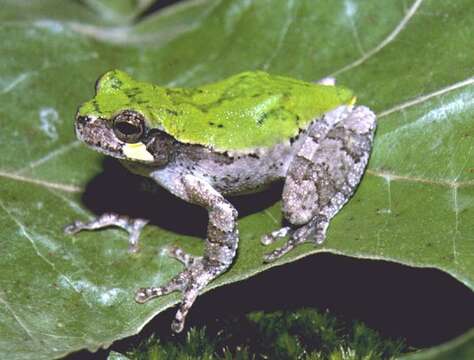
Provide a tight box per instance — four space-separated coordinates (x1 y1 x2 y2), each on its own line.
261 215 329 263
166 245 195 266
64 213 148 253
135 246 225 333
261 226 291 246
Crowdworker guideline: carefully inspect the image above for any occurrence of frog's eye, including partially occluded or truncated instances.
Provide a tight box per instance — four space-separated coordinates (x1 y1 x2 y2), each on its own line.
113 110 145 143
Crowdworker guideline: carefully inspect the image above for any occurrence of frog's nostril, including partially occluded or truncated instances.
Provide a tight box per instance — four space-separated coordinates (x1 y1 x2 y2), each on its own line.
76 115 90 126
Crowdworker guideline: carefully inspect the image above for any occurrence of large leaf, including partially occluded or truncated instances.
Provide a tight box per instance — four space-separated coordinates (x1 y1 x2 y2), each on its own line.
0 0 473 358
400 328 474 360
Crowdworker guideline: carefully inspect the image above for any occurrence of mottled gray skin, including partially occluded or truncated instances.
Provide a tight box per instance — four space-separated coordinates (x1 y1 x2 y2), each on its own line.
66 101 376 333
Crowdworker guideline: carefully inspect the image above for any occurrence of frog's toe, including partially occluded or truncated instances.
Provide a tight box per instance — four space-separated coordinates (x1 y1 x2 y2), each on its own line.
134 255 194 304
262 226 296 262
135 255 223 333
263 235 301 263
262 216 328 263
64 220 85 235
135 281 181 303
261 226 291 246
171 288 200 333
166 246 196 267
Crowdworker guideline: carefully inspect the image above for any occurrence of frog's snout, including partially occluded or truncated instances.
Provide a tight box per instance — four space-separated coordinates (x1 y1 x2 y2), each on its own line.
74 114 95 140
74 114 124 158
75 114 90 127
74 114 91 139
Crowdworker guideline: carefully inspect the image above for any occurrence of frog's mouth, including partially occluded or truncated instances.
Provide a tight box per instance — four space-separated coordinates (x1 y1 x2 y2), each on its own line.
75 115 126 159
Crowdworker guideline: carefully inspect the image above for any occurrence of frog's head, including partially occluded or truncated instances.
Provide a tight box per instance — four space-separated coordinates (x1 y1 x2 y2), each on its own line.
75 70 175 166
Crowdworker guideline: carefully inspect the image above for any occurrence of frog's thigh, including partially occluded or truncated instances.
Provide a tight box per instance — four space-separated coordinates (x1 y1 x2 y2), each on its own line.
282 106 376 226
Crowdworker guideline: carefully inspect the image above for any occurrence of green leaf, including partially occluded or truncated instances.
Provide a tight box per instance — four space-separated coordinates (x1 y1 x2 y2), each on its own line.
0 0 473 358
80 0 156 24
399 328 474 360
108 351 131 360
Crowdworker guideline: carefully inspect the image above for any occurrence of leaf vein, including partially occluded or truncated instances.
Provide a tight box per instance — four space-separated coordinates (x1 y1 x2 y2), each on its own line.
0 53 98 97
378 76 474 118
329 0 424 77
262 0 296 71
0 170 81 192
452 186 459 263
0 292 39 345
345 0 366 56
1 73 31 94
16 140 81 174
264 209 279 225
0 200 93 308
367 169 474 188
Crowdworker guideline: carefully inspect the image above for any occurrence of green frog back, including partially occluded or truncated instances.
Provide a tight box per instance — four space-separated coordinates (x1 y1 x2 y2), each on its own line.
79 70 354 152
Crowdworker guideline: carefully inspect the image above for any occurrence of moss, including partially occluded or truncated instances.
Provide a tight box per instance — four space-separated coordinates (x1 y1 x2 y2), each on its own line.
123 308 408 360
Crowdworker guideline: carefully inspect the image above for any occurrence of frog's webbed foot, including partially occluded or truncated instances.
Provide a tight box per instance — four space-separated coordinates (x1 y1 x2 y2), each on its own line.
261 215 329 263
135 246 225 333
64 213 148 253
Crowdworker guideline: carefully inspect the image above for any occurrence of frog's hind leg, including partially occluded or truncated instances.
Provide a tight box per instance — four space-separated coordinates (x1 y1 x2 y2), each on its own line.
262 105 376 263
135 174 238 333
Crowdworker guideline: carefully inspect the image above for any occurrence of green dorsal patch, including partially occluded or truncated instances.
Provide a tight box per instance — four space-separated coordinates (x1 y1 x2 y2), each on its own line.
78 70 354 151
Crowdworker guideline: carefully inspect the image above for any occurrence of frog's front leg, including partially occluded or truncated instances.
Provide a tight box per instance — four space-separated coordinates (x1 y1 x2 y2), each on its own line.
262 105 376 262
135 174 238 333
65 214 148 253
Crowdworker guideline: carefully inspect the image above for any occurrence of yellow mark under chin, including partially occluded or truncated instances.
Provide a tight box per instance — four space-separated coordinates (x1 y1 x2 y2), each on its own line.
123 143 154 162
349 96 357 106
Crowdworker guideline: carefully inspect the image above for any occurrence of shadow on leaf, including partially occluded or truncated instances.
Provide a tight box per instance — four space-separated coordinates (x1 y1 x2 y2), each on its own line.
80 158 284 239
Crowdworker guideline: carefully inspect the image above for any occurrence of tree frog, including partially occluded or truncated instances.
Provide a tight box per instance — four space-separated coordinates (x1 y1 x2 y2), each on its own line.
65 70 376 332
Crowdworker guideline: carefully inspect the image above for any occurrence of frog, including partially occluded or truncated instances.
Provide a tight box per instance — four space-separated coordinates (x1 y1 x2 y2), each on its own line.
65 70 376 333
